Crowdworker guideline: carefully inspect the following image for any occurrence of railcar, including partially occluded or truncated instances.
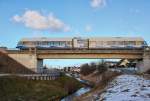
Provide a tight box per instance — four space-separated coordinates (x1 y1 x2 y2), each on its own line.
16 37 147 50
89 37 147 49
16 37 73 50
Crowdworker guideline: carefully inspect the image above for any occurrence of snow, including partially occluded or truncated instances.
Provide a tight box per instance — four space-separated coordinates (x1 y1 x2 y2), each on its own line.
100 75 150 101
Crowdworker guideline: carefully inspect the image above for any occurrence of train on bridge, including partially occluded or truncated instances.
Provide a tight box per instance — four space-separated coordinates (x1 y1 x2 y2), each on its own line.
16 37 147 50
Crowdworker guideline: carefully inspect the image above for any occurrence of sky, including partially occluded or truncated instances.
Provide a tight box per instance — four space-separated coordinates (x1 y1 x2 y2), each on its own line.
0 0 150 67
44 59 102 68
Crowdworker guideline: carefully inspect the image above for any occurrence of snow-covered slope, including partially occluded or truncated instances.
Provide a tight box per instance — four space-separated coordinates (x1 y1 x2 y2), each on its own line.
100 75 150 101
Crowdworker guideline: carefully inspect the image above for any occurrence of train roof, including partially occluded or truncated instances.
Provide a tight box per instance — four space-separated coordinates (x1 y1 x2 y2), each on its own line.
20 37 144 42
89 37 144 41
20 37 73 42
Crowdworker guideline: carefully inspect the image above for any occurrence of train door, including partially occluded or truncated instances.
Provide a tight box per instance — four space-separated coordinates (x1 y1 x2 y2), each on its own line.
73 37 88 49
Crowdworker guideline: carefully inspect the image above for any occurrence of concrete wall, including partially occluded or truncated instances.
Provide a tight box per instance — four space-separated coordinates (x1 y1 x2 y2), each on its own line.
8 53 43 72
137 47 150 73
142 48 150 72
136 61 143 72
37 59 43 73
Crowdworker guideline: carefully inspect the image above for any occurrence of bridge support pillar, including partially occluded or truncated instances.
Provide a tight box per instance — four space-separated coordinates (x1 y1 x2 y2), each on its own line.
137 47 150 73
37 59 43 73
8 53 43 73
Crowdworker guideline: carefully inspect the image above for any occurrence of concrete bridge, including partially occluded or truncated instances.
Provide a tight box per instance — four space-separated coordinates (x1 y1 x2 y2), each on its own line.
6 47 150 73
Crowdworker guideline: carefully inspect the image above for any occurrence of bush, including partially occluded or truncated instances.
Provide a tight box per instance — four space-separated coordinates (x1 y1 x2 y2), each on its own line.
97 60 108 74
80 63 96 76
80 60 108 76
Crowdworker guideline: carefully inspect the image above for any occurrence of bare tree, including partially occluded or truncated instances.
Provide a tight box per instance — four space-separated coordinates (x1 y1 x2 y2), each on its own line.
80 63 96 76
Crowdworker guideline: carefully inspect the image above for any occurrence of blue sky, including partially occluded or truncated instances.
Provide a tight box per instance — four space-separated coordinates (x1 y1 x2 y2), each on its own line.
0 0 149 67
44 59 119 68
44 59 102 68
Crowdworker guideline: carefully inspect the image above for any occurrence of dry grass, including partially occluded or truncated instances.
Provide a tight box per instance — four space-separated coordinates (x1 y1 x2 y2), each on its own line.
74 70 122 101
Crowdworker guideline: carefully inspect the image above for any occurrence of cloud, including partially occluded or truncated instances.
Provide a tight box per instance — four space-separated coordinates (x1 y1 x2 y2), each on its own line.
12 10 71 32
85 25 92 32
91 0 106 8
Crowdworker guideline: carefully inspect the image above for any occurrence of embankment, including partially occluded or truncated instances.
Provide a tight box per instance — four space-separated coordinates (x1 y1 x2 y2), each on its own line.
75 70 121 101
0 74 82 101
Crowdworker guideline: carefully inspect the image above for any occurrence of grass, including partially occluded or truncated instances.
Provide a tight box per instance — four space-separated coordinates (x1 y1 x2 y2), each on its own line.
0 74 82 101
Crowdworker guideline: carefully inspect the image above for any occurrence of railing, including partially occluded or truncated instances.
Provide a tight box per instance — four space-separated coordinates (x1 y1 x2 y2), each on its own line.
0 73 60 80
0 68 61 80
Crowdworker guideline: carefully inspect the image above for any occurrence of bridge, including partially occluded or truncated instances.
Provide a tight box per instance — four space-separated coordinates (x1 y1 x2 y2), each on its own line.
6 47 150 73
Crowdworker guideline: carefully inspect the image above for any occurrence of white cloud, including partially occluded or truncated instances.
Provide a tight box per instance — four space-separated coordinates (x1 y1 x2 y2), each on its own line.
91 0 106 8
12 10 71 32
85 25 92 32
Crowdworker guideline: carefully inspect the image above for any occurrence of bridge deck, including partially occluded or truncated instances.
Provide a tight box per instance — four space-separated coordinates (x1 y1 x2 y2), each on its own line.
7 48 144 59
7 48 144 54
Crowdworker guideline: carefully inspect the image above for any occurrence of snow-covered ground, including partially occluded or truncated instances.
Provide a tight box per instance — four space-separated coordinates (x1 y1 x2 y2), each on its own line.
99 75 150 101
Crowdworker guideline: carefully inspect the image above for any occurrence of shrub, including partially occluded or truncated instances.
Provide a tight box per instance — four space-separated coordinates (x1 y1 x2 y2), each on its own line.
80 63 96 76
97 60 108 74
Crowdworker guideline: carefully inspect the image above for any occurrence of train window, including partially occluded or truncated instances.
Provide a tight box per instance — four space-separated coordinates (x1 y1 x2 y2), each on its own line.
22 41 27 45
45 41 49 45
58 42 60 46
124 41 136 46
59 42 62 45
42 42 45 45
32 42 36 45
56 42 59 46
36 41 41 45
116 41 124 45
51 41 54 46
107 41 114 45
96 41 103 45
18 41 23 45
120 41 124 45
52 41 56 46
22 42 25 44
49 42 53 46
136 41 143 45
48 42 50 45
26 41 32 45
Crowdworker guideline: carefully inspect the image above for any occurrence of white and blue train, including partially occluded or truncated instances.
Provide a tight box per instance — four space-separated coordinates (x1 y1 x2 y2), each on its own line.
16 37 147 50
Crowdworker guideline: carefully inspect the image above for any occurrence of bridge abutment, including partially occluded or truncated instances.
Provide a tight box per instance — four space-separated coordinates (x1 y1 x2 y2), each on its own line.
137 47 150 73
8 53 43 72
142 47 150 72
